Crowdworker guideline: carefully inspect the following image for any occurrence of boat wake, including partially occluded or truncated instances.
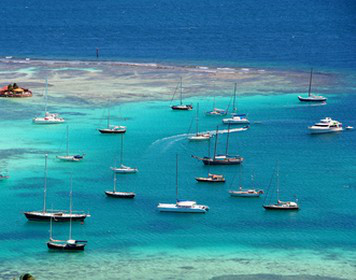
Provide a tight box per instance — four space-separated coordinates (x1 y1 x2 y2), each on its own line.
149 126 249 151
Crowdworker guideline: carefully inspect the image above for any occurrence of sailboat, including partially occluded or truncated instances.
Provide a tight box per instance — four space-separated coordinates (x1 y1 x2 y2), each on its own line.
188 103 211 141
24 154 90 222
110 134 138 173
205 96 228 116
229 169 263 197
98 107 126 134
0 171 9 180
56 125 85 162
170 77 193 110
192 125 244 165
47 180 87 251
33 78 65 124
298 68 327 102
263 165 299 210
105 171 136 198
222 83 249 125
157 155 209 213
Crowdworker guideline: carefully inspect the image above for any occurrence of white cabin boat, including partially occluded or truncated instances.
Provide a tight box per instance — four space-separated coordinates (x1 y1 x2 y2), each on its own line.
308 117 342 134
157 200 209 213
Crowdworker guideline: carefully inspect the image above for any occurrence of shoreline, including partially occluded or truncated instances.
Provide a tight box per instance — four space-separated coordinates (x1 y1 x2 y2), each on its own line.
0 57 352 106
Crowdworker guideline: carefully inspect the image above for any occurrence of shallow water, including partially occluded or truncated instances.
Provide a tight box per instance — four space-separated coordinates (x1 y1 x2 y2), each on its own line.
0 91 355 279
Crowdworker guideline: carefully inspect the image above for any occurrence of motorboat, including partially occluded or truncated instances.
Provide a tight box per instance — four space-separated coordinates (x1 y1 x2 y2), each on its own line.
157 200 209 213
0 174 9 180
298 68 327 102
195 173 225 183
33 112 65 124
105 171 136 198
308 117 342 134
222 113 250 125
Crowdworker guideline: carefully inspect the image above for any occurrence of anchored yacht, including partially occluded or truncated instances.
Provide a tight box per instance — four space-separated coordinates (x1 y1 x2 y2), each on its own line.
308 117 342 134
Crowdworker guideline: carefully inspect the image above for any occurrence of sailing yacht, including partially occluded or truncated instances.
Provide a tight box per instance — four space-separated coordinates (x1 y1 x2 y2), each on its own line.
56 126 85 161
0 172 9 180
308 117 343 134
24 155 89 222
171 77 193 110
157 155 209 213
188 103 211 141
98 107 126 134
222 83 250 125
110 134 138 173
105 171 136 198
47 181 87 251
33 79 65 124
263 165 299 210
192 125 244 165
229 170 263 197
298 68 327 102
205 96 228 116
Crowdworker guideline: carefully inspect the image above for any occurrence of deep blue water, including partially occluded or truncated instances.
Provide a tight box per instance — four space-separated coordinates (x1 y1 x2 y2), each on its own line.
0 0 355 69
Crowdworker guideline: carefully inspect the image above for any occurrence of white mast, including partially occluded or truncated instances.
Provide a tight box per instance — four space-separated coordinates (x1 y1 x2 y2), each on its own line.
69 176 73 240
43 154 48 213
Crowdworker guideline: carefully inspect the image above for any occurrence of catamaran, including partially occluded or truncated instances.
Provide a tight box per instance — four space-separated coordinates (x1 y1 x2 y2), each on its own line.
105 171 136 198
263 165 299 210
24 155 90 222
171 77 193 110
157 155 209 213
33 78 65 124
111 134 138 173
98 107 126 134
56 125 85 161
192 125 244 165
188 103 211 141
308 117 343 134
47 181 87 251
222 83 250 125
298 68 327 102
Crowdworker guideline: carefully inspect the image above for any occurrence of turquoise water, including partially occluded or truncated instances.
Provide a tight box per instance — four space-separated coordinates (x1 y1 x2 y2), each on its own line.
0 91 355 279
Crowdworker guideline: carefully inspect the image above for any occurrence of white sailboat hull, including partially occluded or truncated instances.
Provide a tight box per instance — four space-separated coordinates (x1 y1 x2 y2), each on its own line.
56 155 83 162
157 203 208 213
111 165 138 174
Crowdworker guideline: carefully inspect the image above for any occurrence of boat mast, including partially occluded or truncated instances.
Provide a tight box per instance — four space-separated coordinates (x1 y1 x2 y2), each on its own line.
225 123 231 156
120 134 124 165
180 77 183 105
113 172 117 192
213 126 219 160
69 176 73 240
43 154 48 213
196 103 199 135
175 154 179 202
107 107 110 128
49 217 53 240
308 68 313 97
232 83 237 113
276 164 280 202
239 165 243 189
44 78 48 113
66 125 69 156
